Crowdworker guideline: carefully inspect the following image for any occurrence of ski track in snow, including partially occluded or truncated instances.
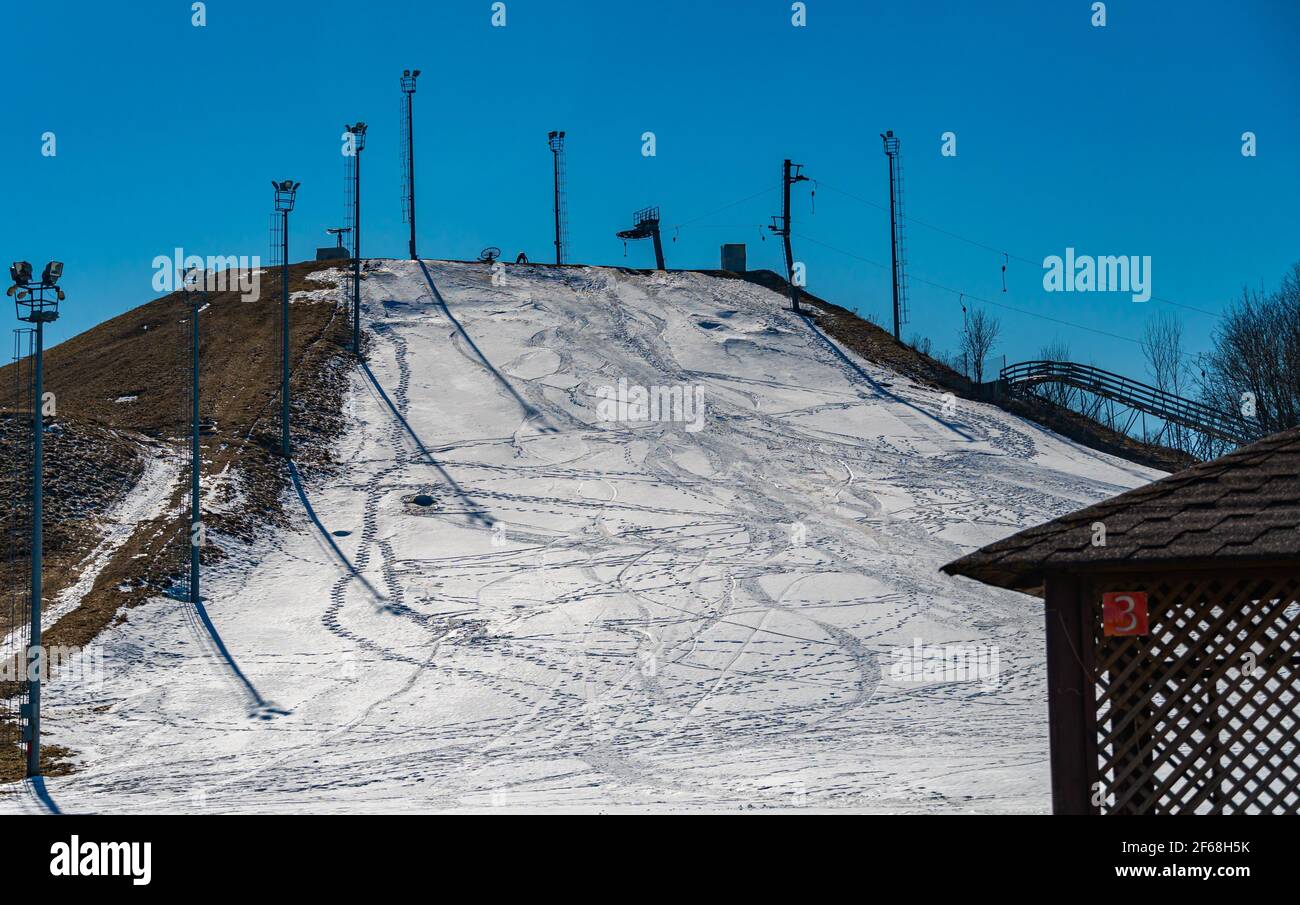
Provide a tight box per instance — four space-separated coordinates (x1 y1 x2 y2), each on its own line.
1 261 1162 813
1 450 177 664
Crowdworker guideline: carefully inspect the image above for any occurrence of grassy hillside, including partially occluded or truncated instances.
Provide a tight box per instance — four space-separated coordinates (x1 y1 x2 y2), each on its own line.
733 269 1193 473
1 262 354 779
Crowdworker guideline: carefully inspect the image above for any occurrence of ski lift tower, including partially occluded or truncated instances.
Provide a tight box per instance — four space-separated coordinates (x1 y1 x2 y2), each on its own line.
616 207 666 270
7 259 64 777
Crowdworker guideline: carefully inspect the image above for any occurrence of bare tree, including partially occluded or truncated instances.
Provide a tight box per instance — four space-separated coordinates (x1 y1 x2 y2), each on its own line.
1199 262 1300 440
1141 311 1189 450
960 308 1000 383
1037 338 1071 407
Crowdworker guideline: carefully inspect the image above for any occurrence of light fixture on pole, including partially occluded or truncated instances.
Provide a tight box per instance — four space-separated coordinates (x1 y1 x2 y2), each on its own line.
400 72 420 261
181 267 206 604
344 121 367 355
880 131 910 341
273 180 299 458
7 258 63 778
548 130 568 265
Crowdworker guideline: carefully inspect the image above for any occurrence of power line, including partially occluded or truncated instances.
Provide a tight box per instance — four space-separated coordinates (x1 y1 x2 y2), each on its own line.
797 230 1212 371
642 175 1219 350
795 231 1151 350
670 185 780 231
814 179 1224 320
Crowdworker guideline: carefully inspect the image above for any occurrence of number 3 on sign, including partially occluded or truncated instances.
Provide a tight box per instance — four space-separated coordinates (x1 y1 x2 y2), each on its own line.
1103 592 1149 637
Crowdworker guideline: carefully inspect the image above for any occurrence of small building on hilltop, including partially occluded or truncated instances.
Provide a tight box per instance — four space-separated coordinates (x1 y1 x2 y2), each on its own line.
943 426 1300 814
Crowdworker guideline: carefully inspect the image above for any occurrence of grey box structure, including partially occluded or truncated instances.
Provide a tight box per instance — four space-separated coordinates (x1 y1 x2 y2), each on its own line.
316 246 350 262
721 244 747 273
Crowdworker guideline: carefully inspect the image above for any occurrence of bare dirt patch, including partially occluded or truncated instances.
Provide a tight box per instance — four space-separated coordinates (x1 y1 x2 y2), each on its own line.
0 262 356 779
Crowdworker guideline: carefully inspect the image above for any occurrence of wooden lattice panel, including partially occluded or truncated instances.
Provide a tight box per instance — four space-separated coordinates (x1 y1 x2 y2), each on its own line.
1090 572 1300 814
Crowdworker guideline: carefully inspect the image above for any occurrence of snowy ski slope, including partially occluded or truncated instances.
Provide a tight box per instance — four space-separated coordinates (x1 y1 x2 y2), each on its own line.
2 260 1161 813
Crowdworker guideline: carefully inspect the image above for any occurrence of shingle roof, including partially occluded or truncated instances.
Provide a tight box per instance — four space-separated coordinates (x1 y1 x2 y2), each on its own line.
942 427 1300 592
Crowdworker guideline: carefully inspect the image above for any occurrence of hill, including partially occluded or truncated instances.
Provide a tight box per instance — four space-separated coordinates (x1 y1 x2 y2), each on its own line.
2 259 1166 810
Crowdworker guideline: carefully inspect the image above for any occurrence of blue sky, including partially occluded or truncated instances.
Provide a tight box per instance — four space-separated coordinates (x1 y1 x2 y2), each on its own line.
4 0 1298 379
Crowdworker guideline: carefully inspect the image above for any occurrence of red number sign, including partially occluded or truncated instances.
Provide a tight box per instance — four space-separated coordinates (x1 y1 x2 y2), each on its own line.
1103 592 1149 637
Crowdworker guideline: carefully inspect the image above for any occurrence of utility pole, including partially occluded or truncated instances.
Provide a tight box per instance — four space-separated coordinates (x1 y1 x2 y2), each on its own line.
7 260 64 778
401 70 420 261
768 159 809 312
273 180 299 458
183 269 205 603
548 131 567 265
345 122 367 356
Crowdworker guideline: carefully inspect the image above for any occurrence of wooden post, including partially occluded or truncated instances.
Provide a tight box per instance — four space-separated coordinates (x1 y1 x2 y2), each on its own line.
1043 574 1095 813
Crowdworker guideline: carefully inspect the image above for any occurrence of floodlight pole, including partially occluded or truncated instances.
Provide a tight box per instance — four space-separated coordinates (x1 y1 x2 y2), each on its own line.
273 180 299 459
401 72 419 261
882 131 902 341
27 316 44 777
548 131 567 266
346 123 367 357
281 211 290 457
406 90 415 260
353 143 362 353
887 149 899 340
552 140 562 265
11 270 61 779
187 277 203 603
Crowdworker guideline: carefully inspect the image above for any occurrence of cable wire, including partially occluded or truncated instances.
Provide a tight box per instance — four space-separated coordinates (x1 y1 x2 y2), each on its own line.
814 179 1224 319
796 231 1152 350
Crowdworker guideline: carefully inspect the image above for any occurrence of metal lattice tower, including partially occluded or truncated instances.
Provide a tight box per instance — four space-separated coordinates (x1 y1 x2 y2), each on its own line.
344 150 356 251
894 152 911 329
400 70 420 261
399 93 410 227
881 130 910 339
269 210 285 270
548 131 569 265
